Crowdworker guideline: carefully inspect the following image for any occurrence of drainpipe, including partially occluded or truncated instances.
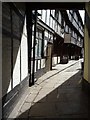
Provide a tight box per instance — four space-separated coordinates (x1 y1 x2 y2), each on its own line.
32 10 37 85
26 5 32 86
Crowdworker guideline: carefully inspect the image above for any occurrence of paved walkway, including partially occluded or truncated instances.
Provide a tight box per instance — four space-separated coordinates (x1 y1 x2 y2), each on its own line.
8 59 89 119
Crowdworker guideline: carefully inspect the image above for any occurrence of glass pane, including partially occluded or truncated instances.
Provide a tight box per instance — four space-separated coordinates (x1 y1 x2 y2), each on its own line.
38 39 42 57
31 49 33 58
39 32 42 39
32 35 34 47
36 29 38 38
35 39 38 57
44 40 47 56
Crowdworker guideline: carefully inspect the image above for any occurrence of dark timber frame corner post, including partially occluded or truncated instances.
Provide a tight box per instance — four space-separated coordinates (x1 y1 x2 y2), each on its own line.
26 5 32 87
32 10 37 85
10 6 13 89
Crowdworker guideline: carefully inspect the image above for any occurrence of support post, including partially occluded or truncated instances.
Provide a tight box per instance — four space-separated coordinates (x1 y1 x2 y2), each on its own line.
10 6 13 89
26 5 32 86
32 10 37 85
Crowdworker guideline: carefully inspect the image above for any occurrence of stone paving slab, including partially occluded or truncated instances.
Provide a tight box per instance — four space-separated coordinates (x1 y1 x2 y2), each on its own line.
8 59 88 119
35 59 81 85
8 87 31 118
20 102 31 113
25 94 37 103
33 94 47 103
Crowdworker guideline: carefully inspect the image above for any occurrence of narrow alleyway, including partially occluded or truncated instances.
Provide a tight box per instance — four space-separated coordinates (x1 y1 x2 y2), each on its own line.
9 59 89 119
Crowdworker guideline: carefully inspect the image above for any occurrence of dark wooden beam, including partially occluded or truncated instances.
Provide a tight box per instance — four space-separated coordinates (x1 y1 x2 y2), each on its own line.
26 5 32 86
26 2 85 10
32 10 37 85
10 6 13 90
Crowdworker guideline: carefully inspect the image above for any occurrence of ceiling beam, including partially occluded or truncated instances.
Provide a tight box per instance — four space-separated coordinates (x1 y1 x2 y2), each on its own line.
25 2 85 10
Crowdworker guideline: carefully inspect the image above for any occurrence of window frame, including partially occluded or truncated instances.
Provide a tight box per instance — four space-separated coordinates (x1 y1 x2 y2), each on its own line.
33 28 44 59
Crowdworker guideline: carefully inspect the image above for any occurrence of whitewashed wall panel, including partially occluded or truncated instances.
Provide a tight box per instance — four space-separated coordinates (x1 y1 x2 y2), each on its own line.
21 34 28 81
13 39 20 88
41 59 45 68
42 10 46 23
52 57 57 66
46 10 50 26
35 60 37 72
38 60 40 70
58 57 60 63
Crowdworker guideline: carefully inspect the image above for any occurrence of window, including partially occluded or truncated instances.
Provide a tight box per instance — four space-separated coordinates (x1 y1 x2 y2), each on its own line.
59 11 61 24
65 25 69 33
44 30 48 56
34 28 43 58
72 30 74 37
74 13 77 20
75 33 77 39
69 27 71 33
78 36 81 42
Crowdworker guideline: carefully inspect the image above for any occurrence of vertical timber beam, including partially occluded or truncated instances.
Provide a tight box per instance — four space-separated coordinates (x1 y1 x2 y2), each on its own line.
10 6 13 89
32 10 37 85
0 2 2 119
26 5 32 86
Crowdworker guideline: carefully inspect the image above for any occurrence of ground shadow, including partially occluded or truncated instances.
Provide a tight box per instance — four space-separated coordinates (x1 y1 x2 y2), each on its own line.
13 71 89 119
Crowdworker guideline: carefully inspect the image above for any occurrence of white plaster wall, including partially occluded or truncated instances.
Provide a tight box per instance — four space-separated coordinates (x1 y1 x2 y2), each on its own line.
35 60 37 72
46 10 50 26
13 40 20 88
50 17 53 29
38 60 40 70
58 57 60 63
7 19 28 91
42 10 46 23
7 80 11 93
41 59 45 68
31 61 33 74
52 57 57 66
21 34 28 81
21 18 28 81
59 11 61 24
